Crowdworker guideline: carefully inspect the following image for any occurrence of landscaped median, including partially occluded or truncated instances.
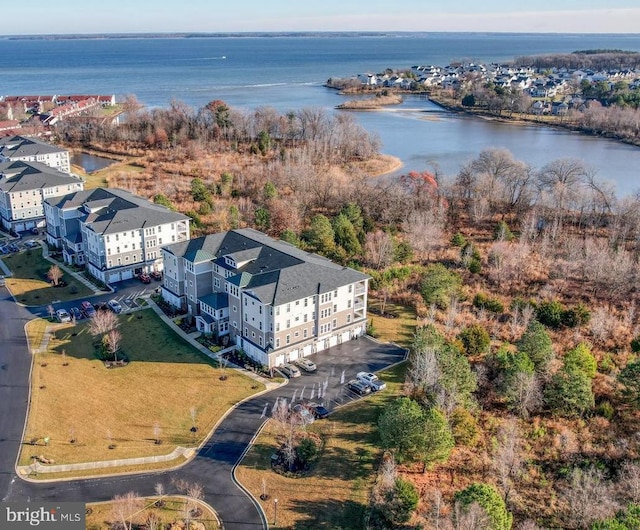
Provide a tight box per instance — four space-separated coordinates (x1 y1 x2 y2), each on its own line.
2 249 94 305
19 309 264 479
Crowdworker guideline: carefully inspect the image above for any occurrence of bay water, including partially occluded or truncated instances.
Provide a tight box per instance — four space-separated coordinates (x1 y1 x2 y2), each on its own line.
2 33 640 194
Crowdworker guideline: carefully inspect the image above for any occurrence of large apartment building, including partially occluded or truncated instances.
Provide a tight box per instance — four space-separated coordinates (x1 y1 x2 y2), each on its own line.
0 135 71 174
161 229 369 368
45 188 190 284
0 159 84 232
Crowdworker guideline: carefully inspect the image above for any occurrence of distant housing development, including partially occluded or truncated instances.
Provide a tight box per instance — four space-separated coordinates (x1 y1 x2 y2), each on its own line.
45 188 190 284
161 229 370 368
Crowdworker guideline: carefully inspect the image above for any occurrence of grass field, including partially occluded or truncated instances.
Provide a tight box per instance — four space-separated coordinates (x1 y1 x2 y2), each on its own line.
3 250 93 305
86 496 220 530
235 362 407 529
20 309 263 471
368 301 417 346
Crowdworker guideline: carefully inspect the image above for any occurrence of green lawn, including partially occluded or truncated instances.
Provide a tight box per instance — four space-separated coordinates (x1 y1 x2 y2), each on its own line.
3 250 93 305
236 362 407 529
21 309 263 473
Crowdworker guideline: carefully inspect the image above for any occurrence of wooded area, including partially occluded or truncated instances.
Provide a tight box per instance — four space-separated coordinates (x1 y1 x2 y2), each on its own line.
57 98 640 529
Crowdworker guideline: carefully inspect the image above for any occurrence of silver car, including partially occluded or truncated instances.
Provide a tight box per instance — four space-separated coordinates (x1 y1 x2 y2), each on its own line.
280 363 301 378
294 358 317 372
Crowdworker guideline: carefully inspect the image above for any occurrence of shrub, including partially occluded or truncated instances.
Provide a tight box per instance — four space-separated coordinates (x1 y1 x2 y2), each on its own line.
458 324 491 357
493 221 514 241
296 437 319 468
595 400 615 420
564 343 597 379
631 335 640 353
420 263 462 309
450 407 478 446
545 364 594 417
536 299 565 329
468 257 482 274
473 292 504 313
451 232 467 247
517 321 554 373
454 483 513 530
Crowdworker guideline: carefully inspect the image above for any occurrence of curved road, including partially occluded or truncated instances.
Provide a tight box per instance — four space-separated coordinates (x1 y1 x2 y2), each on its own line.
0 286 405 528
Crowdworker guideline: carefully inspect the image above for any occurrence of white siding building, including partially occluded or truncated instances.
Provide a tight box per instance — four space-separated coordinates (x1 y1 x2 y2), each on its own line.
161 229 369 369
0 160 83 232
0 135 71 174
45 188 190 284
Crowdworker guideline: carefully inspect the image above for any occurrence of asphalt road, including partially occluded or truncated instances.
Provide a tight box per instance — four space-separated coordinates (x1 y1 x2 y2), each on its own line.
0 275 406 528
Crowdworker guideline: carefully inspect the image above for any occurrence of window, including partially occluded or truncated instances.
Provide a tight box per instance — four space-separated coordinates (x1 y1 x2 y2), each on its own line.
276 322 280 332
287 303 291 312
294 331 299 338
286 319 290 328
333 304 337 313
303 314 308 323
347 314 351 323
332 319 337 329
259 337 263 346
252 331 255 338
348 299 352 308
244 327 248 336
334 290 338 297
286 334 290 344
295 300 300 306
348 284 353 293
233 305 237 312
303 329 308 338
304 298 308 307
259 322 262 330
275 338 280 348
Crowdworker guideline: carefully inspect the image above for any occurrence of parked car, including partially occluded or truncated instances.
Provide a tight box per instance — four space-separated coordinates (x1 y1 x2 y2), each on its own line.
150 270 162 281
294 358 317 372
138 273 151 284
24 240 39 248
0 275 5 287
347 379 371 396
80 300 96 318
357 371 386 391
56 309 71 323
292 404 315 425
310 403 330 419
279 363 301 378
0 246 8 255
107 299 123 314
30 227 39 235
69 307 83 320
94 301 108 311
8 243 20 252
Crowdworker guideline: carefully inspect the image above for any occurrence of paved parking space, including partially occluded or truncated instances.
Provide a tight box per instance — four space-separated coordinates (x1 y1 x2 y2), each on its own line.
262 336 407 416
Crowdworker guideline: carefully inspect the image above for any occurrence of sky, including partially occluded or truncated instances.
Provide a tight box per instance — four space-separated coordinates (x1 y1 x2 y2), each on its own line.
5 1 640 35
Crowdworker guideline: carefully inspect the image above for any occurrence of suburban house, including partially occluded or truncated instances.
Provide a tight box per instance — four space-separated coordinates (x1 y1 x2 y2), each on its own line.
0 135 71 174
161 228 370 368
0 159 83 233
44 187 190 284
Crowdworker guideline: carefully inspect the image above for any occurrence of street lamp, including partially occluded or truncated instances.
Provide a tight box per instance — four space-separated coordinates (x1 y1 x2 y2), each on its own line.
274 498 278 526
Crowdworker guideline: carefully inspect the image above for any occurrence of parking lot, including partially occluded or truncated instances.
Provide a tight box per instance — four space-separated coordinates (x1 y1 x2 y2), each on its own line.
264 337 407 417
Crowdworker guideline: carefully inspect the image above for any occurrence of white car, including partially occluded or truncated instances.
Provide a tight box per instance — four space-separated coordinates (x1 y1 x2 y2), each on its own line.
279 363 301 378
294 358 317 372
357 371 386 391
56 309 71 323
107 299 123 314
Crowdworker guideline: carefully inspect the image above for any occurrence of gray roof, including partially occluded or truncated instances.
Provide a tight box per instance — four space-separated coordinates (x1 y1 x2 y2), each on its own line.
45 187 189 234
0 160 80 193
0 135 67 159
164 228 369 306
198 292 229 310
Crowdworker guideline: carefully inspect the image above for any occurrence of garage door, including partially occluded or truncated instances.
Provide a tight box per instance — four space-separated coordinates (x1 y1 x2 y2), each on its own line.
329 335 338 348
14 223 25 232
303 344 313 356
315 341 325 353
341 331 351 343
108 272 120 283
289 349 299 361
121 269 134 280
274 354 285 367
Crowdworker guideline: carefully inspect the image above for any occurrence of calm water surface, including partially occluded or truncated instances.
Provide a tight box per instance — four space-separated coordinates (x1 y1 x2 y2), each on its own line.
2 34 640 194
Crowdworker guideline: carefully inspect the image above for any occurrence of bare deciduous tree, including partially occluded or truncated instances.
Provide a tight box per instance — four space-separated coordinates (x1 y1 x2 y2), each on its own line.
364 230 394 270
453 500 490 530
88 309 120 338
104 329 122 362
47 265 63 286
564 467 617 528
110 491 141 530
494 418 523 505
620 461 640 504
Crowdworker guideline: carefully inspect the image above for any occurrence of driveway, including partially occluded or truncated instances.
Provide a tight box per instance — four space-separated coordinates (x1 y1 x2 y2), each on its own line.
0 279 406 528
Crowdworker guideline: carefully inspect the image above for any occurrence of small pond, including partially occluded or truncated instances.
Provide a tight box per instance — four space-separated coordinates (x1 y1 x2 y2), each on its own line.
71 152 116 173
